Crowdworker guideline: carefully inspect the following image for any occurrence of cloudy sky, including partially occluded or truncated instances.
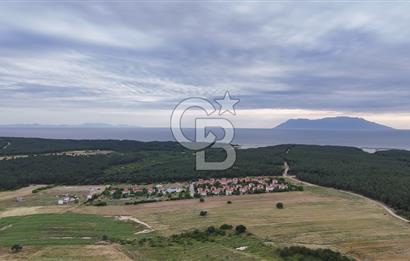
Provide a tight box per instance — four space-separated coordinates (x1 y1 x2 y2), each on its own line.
1 2 410 128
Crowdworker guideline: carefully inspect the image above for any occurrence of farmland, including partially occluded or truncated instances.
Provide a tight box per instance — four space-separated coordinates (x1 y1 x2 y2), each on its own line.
0 213 144 246
0 183 409 260
1 139 410 260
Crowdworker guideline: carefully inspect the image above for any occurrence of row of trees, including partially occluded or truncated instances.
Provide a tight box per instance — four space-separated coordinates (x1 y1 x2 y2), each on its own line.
279 246 353 261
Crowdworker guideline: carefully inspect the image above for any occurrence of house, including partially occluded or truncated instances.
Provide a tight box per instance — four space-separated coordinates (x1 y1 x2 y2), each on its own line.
240 187 248 194
266 186 275 192
166 188 178 193
132 188 143 193
57 200 64 205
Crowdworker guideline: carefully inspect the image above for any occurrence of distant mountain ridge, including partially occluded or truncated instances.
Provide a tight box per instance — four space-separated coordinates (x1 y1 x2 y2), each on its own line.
275 117 394 130
0 123 140 128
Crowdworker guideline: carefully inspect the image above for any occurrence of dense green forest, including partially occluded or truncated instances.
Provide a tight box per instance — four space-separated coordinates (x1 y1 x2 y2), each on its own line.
0 153 143 190
0 137 285 189
0 137 183 155
1 137 410 219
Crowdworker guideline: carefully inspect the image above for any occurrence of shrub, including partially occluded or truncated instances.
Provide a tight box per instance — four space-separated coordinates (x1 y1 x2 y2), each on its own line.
276 202 284 209
125 199 157 205
220 224 233 230
93 201 107 207
102 235 109 241
32 185 55 194
227 201 232 204
207 226 216 234
199 210 208 216
235 225 247 234
11 244 23 253
279 246 353 261
199 198 205 203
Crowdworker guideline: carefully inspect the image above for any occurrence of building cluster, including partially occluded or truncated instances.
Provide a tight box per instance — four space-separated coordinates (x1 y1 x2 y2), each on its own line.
104 176 289 201
57 194 79 205
56 187 98 205
109 184 186 198
194 177 288 196
147 184 185 195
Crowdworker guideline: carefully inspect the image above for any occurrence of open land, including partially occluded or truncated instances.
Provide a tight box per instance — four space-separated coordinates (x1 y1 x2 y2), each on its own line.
0 184 409 260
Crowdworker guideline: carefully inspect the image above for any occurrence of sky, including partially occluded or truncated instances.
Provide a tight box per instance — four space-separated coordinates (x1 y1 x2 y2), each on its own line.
1 2 410 128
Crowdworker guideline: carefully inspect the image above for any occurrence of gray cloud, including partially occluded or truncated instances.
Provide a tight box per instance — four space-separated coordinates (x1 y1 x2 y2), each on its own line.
0 2 410 125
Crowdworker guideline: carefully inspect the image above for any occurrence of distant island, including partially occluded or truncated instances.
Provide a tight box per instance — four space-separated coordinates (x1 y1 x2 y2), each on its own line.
274 116 394 130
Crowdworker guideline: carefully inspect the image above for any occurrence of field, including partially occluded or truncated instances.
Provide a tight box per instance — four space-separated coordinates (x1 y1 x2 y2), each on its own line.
0 245 134 261
72 186 410 261
0 184 409 260
0 213 144 246
0 186 105 211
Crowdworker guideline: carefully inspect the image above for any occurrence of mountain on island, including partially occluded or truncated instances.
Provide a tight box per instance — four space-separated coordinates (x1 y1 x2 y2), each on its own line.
274 116 394 131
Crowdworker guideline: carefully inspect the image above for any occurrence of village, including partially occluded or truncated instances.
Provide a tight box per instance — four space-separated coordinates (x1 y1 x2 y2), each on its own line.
97 176 299 204
194 176 290 197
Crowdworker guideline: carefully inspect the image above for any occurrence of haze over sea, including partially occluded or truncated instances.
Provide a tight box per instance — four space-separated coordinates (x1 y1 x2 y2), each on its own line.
1 127 409 150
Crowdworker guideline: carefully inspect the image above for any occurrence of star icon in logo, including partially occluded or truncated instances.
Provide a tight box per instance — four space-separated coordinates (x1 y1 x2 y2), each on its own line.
215 91 240 116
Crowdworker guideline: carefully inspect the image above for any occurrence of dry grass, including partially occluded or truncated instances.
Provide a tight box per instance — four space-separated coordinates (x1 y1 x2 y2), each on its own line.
0 186 45 202
0 185 106 211
72 187 410 260
0 206 66 218
0 245 132 261
1 185 410 260
0 150 113 160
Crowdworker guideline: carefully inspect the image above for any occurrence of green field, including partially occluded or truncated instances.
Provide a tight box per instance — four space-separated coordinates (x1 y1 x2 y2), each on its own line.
0 213 142 246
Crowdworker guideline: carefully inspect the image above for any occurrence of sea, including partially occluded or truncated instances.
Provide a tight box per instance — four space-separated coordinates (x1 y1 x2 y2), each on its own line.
1 127 410 151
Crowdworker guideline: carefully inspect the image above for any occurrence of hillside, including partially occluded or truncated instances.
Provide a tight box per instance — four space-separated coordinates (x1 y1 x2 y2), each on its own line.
274 116 394 130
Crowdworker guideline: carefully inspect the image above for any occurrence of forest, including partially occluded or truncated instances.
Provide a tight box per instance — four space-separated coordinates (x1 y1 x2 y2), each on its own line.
0 141 286 190
0 137 183 155
1 137 410 218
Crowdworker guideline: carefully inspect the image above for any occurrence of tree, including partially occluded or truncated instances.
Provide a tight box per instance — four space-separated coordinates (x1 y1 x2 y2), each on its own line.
276 202 284 209
200 210 208 216
227 201 232 204
102 235 109 241
11 244 23 253
199 197 205 203
220 224 233 230
235 225 247 234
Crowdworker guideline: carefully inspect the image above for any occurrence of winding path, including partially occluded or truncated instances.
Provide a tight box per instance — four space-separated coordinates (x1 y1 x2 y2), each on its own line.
115 216 155 235
283 161 410 223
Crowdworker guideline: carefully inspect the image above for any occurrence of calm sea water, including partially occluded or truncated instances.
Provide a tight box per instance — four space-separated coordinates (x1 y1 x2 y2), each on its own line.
1 127 410 150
